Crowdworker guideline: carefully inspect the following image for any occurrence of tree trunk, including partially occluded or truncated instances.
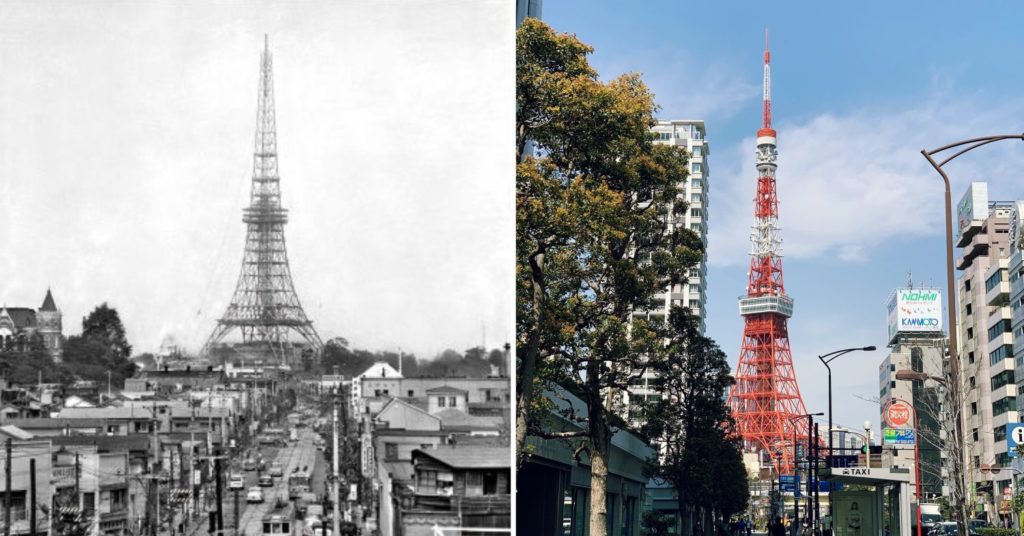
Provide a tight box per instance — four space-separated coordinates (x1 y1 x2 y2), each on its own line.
515 249 545 467
588 362 611 536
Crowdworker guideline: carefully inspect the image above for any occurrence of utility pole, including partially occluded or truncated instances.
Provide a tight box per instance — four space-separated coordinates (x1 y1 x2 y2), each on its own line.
332 391 341 536
29 458 35 536
215 450 224 533
4 438 10 536
233 489 240 536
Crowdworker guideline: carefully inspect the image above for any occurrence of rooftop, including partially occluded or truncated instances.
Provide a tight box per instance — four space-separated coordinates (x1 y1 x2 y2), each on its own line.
412 445 510 470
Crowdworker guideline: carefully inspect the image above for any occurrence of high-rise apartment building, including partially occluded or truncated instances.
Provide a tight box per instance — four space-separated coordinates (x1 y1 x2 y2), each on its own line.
1006 203 1024 414
878 285 947 501
955 182 1017 518
624 120 710 411
515 0 542 26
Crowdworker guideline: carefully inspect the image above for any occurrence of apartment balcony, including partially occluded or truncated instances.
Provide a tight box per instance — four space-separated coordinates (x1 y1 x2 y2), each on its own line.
957 239 989 270
987 280 1011 307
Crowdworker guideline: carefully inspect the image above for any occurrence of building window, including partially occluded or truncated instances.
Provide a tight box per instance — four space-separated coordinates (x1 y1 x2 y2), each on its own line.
385 443 398 461
970 376 976 388
972 402 978 415
890 381 896 388
993 396 1017 417
986 270 1006 292
968 352 975 365
690 163 701 174
966 303 972 316
988 319 1012 342
438 397 446 408
691 208 702 218
995 426 1008 442
407 390 414 397
111 488 127 511
967 328 974 340
691 178 702 188
989 344 1014 365
691 146 702 157
449 396 457 407
691 194 701 203
992 371 1016 390
973 429 979 441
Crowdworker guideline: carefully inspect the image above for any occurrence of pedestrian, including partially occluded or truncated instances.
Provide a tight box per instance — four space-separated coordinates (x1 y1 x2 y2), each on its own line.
772 517 786 536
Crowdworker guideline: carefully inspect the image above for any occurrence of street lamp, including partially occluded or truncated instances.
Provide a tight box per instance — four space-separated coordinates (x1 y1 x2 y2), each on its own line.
922 134 1024 536
818 346 877 458
788 412 824 534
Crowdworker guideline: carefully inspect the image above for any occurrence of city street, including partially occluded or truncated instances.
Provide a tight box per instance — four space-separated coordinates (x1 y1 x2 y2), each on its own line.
176 427 320 536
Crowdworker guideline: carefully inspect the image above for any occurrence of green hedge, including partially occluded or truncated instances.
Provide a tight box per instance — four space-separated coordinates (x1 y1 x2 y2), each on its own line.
976 528 1015 536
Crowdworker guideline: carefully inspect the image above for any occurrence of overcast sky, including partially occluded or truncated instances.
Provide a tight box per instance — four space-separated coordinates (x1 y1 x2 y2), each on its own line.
0 1 513 357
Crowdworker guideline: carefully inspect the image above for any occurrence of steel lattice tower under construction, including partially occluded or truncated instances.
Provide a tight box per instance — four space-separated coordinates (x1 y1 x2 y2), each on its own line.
203 36 323 360
726 33 809 474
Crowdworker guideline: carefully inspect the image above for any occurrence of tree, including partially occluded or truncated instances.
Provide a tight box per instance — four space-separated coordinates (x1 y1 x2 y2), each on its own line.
641 307 748 533
516 18 702 536
81 303 132 359
0 333 75 386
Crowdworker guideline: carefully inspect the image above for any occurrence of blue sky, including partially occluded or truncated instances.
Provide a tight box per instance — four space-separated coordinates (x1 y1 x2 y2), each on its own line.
543 1 1024 436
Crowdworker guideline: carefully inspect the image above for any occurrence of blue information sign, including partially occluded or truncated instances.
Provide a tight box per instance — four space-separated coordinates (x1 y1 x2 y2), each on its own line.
1007 423 1024 457
779 475 802 495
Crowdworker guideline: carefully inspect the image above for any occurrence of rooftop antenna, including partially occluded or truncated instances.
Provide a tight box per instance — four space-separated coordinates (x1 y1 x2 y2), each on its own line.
907 271 914 289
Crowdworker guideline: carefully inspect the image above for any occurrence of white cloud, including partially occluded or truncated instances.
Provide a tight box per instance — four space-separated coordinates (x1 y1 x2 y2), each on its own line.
595 48 759 121
707 93 1024 267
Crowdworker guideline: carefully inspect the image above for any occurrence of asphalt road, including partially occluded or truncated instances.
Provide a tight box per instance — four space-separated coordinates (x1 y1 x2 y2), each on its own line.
238 428 319 536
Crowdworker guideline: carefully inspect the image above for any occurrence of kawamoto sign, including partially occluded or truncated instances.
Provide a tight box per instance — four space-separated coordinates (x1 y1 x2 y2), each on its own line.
887 288 942 340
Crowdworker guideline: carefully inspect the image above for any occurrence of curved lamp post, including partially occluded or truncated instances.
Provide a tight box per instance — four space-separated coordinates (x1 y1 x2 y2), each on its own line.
818 346 877 457
922 134 1024 535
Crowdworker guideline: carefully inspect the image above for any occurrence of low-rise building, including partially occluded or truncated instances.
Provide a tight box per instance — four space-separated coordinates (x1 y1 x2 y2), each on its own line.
391 446 510 536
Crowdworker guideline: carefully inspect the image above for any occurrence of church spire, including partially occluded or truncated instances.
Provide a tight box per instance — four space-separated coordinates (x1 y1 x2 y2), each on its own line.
40 288 57 312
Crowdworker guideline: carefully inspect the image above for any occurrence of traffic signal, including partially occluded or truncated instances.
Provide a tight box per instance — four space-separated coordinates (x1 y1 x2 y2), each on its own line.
860 445 883 454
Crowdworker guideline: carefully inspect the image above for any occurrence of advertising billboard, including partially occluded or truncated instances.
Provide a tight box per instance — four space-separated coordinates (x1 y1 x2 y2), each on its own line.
1009 200 1024 252
887 288 942 340
957 182 988 240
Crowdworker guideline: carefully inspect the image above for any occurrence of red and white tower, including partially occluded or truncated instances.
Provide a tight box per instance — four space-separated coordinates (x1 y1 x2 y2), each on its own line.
727 33 810 474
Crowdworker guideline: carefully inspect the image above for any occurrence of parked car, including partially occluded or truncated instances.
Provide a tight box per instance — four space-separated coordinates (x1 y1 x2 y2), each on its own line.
259 474 274 487
228 473 245 491
269 462 284 477
928 522 957 536
246 486 264 503
243 458 257 471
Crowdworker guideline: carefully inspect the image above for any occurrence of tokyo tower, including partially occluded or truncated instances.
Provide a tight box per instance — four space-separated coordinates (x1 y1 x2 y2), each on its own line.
202 36 324 362
726 33 810 474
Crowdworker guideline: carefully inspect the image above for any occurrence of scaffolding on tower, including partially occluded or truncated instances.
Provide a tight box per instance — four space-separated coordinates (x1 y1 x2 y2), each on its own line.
726 32 811 475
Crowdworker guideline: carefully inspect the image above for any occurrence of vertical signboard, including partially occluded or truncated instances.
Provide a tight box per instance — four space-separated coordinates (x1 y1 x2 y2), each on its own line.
957 182 989 240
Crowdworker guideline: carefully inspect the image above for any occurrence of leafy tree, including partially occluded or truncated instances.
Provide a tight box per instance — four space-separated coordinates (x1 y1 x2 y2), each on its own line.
642 510 675 536
0 333 75 386
516 18 701 536
61 304 137 387
641 307 747 531
81 303 132 359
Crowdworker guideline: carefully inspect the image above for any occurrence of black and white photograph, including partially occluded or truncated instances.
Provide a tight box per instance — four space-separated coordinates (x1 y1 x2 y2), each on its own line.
0 2 512 536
